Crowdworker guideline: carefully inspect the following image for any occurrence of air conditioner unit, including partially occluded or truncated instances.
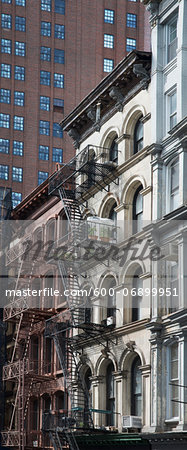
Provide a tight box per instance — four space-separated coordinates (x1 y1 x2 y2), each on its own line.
106 316 115 326
122 415 142 429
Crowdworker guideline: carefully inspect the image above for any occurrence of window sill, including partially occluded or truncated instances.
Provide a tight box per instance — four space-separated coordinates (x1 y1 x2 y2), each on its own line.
165 418 179 424
163 57 177 75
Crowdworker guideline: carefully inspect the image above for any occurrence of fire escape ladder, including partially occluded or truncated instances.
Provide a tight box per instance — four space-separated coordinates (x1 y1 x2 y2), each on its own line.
58 185 82 232
63 429 80 450
11 312 23 363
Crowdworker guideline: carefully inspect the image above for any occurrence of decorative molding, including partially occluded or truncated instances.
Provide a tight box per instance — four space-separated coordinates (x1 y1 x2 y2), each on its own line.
115 134 130 144
140 186 152 196
141 113 151 124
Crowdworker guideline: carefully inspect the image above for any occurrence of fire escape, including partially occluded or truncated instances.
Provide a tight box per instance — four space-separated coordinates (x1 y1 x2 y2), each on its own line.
1 230 57 449
43 145 118 449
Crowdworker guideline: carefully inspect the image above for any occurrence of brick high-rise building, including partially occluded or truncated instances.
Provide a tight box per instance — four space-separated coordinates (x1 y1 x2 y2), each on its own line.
0 0 150 206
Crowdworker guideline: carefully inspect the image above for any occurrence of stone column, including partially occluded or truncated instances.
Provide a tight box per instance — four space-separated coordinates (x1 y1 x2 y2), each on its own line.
149 328 163 431
90 375 105 428
140 365 151 431
113 370 128 431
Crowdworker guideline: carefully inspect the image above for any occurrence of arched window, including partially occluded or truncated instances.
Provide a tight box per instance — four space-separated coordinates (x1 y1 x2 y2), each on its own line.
31 336 39 373
107 277 116 319
84 367 92 409
131 356 142 417
43 337 52 373
134 118 143 154
44 272 54 309
132 268 143 322
169 158 179 212
55 391 65 411
109 135 118 163
133 186 143 233
30 398 39 431
106 361 115 426
47 219 55 242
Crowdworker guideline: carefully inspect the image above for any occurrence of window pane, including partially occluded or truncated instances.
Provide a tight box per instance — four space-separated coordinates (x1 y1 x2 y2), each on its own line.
0 89 11 104
53 122 63 138
39 145 49 160
127 13 137 28
39 120 50 135
1 64 11 78
103 58 114 72
1 38 12 54
41 21 51 36
1 14 12 29
40 46 51 61
0 139 10 154
14 115 24 130
15 65 25 80
40 70 51 86
55 24 65 39
0 165 9 180
54 48 64 64
104 9 114 24
54 73 64 88
12 166 23 182
52 148 63 163
13 140 24 156
12 192 22 208
55 0 65 14
16 0 26 5
2 0 12 3
104 34 114 49
0 113 10 128
14 91 24 106
41 0 51 11
15 41 26 56
40 96 50 111
15 16 26 31
38 171 48 185
126 38 136 52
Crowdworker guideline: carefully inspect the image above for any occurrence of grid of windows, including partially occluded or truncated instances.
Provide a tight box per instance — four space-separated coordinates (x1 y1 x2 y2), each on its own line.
15 16 26 31
0 165 9 180
38 171 48 185
39 120 50 135
15 41 26 56
126 13 137 28
13 140 24 156
53 147 63 163
0 89 11 104
103 58 114 72
53 122 63 138
14 115 24 131
104 9 114 24
104 34 114 49
40 96 50 111
53 98 64 110
54 73 64 88
40 70 51 86
55 24 65 39
39 145 49 160
12 192 22 208
1 14 12 29
0 139 10 154
1 63 11 78
1 38 12 54
126 38 136 52
55 0 65 14
12 166 23 182
14 91 25 106
0 113 10 128
14 65 25 80
41 0 51 11
54 48 64 64
16 0 25 5
41 21 51 36
40 46 51 61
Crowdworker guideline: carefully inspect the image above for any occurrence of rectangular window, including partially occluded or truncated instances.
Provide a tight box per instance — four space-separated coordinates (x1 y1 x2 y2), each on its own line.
167 16 177 63
41 21 51 36
170 158 179 211
2 0 12 3
54 73 64 88
167 261 179 313
16 0 26 5
55 24 65 39
39 120 50 135
14 65 25 80
55 0 65 14
0 139 10 154
53 147 63 163
15 16 26 31
54 48 64 64
168 343 179 418
53 98 64 111
104 9 114 24
12 166 23 182
126 13 137 28
40 96 50 111
169 90 177 129
126 37 136 52
14 115 24 131
41 0 51 11
1 63 11 78
39 145 49 160
1 38 12 54
40 46 51 61
13 140 24 156
1 13 12 29
104 34 114 49
15 41 26 56
103 58 114 72
0 165 9 180
12 192 22 208
53 122 63 138
0 88 11 104
14 91 25 106
0 113 10 128
38 170 48 185
40 70 51 86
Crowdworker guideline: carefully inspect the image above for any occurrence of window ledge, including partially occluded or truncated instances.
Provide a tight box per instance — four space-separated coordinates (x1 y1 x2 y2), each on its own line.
163 57 177 75
165 418 179 424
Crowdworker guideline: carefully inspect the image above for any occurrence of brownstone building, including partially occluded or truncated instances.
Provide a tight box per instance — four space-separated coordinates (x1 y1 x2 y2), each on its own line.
0 0 150 207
